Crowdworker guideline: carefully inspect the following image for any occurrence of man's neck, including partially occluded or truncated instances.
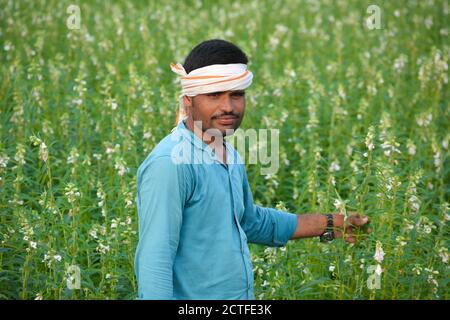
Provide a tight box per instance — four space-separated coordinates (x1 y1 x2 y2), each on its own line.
184 119 227 165
184 118 223 147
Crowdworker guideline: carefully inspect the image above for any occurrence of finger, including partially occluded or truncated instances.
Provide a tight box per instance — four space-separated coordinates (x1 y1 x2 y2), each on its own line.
344 235 356 243
349 214 369 227
344 224 355 233
336 230 355 240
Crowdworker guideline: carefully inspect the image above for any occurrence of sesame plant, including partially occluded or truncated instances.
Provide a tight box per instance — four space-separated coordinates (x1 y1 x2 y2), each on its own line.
0 0 448 299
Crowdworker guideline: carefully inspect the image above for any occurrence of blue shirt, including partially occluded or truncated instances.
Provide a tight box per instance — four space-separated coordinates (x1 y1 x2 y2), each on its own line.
134 120 298 299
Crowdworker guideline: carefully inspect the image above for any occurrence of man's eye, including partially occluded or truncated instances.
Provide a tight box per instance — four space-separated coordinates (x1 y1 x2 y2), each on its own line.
232 92 245 97
208 93 220 97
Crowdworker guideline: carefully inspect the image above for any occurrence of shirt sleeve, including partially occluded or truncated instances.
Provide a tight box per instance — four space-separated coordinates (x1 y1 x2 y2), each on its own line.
239 167 298 247
134 155 189 299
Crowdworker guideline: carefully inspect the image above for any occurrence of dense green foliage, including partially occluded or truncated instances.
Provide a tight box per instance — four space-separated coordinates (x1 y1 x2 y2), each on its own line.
0 0 448 299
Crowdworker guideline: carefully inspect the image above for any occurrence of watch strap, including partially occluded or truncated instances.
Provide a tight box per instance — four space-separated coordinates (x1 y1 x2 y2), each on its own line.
319 214 335 242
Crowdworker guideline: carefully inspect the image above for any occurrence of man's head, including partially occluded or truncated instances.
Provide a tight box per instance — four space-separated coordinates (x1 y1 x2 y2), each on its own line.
178 39 250 137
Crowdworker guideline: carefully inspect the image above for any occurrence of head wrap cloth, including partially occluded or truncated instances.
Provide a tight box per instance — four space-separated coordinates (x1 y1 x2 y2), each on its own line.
170 62 253 125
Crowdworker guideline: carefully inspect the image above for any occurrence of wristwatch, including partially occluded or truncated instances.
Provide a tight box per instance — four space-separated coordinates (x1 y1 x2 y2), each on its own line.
320 214 335 242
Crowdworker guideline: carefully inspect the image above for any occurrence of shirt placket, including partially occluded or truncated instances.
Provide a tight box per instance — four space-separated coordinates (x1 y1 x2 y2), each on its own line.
184 124 254 299
224 163 253 299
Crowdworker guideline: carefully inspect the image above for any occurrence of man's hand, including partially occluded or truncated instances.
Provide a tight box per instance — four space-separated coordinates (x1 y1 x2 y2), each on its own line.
333 211 371 243
290 212 371 242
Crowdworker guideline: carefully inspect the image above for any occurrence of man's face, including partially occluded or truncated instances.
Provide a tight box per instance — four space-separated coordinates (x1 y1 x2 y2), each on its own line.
184 90 246 137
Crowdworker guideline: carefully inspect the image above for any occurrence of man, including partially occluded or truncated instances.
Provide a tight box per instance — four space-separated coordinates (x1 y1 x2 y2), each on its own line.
134 39 370 300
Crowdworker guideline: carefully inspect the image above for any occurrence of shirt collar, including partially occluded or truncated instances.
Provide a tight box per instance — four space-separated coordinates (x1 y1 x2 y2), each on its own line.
175 120 240 167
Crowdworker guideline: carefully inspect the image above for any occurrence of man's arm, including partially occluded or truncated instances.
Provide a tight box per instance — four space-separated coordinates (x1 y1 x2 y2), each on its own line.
290 212 370 243
239 168 297 247
239 167 370 246
134 156 188 299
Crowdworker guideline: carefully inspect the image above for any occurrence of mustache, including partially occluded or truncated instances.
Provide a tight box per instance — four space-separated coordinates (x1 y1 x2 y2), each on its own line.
211 112 240 119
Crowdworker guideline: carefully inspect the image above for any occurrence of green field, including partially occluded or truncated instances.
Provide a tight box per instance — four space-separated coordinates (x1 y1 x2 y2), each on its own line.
0 0 448 299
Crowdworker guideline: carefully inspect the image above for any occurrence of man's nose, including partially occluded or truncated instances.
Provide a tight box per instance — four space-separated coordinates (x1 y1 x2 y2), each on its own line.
219 94 234 113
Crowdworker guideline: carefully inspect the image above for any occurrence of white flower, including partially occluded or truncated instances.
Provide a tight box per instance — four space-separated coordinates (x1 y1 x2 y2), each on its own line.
269 36 280 48
408 195 420 213
39 142 48 163
408 145 416 155
64 183 81 204
89 229 98 239
350 160 359 173
442 137 449 149
333 198 347 214
380 140 401 157
359 258 365 270
97 243 110 254
329 161 341 172
143 131 152 140
67 148 80 164
416 113 432 127
374 241 385 263
30 241 37 249
438 248 448 264
365 126 375 151
329 264 336 272
0 154 10 168
346 145 353 156
395 236 407 247
114 158 128 176
42 251 62 267
4 42 13 51
393 54 408 72
412 264 422 275
338 85 346 100
434 151 441 169
330 176 336 186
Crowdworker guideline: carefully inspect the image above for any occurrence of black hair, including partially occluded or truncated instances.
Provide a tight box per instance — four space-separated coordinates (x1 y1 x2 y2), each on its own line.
183 39 249 74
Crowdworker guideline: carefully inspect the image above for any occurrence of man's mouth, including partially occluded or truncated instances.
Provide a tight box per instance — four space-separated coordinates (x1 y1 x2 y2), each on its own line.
214 115 238 125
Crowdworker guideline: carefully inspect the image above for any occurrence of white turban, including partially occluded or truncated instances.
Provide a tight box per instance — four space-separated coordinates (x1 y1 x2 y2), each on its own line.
170 62 253 125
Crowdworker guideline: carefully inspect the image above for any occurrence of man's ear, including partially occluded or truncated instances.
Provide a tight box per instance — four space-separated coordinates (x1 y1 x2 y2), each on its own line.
183 96 192 108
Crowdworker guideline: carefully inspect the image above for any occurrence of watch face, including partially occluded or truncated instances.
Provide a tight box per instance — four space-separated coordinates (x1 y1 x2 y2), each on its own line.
321 231 334 242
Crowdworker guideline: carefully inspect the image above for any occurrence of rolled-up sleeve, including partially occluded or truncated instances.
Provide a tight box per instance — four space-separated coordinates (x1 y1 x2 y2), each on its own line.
134 156 187 299
239 168 298 247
